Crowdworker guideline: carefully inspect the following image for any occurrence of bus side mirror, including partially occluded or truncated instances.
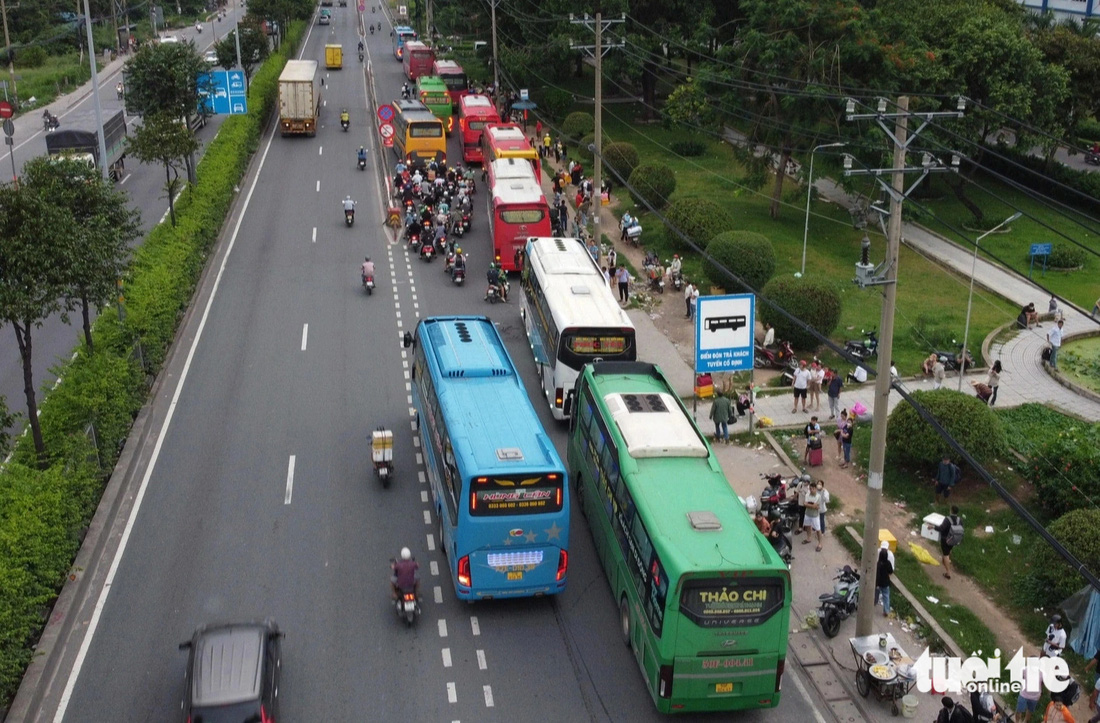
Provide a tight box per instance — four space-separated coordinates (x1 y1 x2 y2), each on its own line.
403 331 414 348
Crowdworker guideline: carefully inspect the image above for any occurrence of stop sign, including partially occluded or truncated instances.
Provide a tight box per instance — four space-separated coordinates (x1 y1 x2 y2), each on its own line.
0 101 13 119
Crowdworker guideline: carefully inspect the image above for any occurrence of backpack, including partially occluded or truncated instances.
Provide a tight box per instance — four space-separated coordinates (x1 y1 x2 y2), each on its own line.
946 516 964 547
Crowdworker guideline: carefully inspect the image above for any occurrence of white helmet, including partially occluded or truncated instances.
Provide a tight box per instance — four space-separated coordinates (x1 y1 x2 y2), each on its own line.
400 547 412 561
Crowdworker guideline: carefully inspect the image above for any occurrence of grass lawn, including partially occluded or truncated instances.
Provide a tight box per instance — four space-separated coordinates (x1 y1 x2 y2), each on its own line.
14 53 104 112
588 104 1019 373
911 173 1098 309
1059 335 1100 395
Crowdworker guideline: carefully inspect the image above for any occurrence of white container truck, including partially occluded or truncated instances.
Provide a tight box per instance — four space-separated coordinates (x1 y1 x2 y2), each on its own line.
278 60 320 137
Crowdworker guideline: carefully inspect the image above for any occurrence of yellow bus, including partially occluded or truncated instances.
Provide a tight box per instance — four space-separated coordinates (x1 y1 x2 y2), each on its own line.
393 99 446 168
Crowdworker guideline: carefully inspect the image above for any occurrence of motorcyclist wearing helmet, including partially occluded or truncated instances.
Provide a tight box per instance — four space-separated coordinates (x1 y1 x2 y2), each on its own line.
358 40 365 53
357 145 367 164
391 547 420 600
340 108 350 126
669 254 682 276
343 195 356 212
454 248 466 271
361 256 375 282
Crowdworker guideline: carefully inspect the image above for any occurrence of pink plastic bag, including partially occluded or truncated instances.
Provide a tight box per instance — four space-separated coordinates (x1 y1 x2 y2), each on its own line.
852 401 868 417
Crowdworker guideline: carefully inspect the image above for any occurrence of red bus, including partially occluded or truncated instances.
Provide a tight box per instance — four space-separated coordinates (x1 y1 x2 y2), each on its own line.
486 157 536 189
489 175 551 272
402 41 436 81
482 123 541 184
433 59 468 109
458 94 501 164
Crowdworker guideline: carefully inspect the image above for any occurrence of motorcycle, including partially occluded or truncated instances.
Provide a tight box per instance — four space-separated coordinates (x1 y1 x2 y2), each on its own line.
845 329 879 361
359 51 365 62
451 265 466 285
934 346 974 373
670 269 684 292
818 565 861 638
196 22 202 33
344 209 355 227
389 563 420 627
645 267 664 294
362 273 375 295
754 339 795 370
42 113 60 132
341 117 349 132
1085 152 1100 166
406 230 421 252
419 240 436 262
358 157 367 171
369 24 375 34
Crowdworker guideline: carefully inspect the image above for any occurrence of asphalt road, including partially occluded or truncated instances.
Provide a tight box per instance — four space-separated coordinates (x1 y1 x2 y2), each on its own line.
36 9 830 722
0 7 244 446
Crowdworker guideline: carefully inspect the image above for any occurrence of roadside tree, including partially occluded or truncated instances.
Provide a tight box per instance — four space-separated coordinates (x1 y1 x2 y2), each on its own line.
128 112 201 227
0 186 78 465
215 18 270 89
21 157 141 353
123 40 209 120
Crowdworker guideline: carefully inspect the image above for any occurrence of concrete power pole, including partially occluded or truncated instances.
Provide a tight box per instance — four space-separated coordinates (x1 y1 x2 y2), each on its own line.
490 0 499 103
842 95 965 638
570 11 623 237
1 0 16 102
82 0 110 181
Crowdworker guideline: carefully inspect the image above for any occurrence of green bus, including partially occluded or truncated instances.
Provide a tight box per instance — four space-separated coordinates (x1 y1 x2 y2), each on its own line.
567 362 792 713
416 75 454 135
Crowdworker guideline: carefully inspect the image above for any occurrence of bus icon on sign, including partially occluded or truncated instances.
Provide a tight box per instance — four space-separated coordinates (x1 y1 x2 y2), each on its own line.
704 315 748 333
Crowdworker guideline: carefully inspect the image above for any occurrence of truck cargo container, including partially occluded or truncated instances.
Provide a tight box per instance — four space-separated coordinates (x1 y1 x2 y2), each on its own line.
278 60 320 136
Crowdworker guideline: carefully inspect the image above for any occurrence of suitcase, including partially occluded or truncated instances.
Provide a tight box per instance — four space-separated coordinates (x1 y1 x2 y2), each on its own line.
1041 346 1052 362
808 445 823 467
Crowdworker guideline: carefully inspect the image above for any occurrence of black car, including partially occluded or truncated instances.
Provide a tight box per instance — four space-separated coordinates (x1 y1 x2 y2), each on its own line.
180 620 282 722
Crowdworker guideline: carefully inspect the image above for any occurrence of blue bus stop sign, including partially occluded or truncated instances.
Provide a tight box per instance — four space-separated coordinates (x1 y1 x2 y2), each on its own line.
694 294 756 373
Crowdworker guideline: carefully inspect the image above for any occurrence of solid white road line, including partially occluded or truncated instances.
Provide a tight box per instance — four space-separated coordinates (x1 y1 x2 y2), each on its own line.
787 660 830 723
285 455 295 504
470 616 480 636
301 323 308 351
119 173 131 185
52 99 286 723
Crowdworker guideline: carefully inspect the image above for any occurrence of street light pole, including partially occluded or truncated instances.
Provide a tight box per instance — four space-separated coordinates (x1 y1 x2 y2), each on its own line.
957 211 1022 391
801 142 845 277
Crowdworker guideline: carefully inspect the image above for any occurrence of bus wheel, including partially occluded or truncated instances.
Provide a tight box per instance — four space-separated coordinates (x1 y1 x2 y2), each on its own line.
619 596 631 647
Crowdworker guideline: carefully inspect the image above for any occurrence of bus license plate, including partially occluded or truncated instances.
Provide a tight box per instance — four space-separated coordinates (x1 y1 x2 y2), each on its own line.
715 683 733 694
507 571 523 580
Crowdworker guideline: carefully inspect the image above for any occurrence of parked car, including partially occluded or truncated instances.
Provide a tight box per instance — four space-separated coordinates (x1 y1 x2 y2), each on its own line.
203 49 218 65
179 620 283 722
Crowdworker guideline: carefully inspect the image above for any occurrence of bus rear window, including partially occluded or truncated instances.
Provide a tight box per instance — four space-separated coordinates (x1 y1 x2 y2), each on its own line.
441 75 468 91
679 577 786 628
561 332 636 369
469 473 564 516
468 120 488 130
410 123 443 138
421 93 450 105
500 209 545 224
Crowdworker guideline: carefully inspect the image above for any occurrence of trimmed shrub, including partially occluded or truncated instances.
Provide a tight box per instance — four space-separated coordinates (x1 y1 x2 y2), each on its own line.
603 142 639 182
537 88 572 121
1018 508 1100 607
662 198 733 254
704 231 776 294
1024 423 1100 517
576 131 610 165
670 139 706 157
757 277 842 351
561 111 595 143
886 389 1008 469
1046 243 1087 269
628 162 676 210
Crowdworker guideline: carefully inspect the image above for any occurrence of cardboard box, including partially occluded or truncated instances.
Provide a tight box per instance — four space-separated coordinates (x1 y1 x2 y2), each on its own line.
879 528 897 553
922 513 945 542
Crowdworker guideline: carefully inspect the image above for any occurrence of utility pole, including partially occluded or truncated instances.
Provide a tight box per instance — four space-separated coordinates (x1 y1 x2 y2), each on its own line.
489 0 499 103
1 0 16 103
82 0 110 181
843 96 964 638
570 11 624 236
425 0 432 45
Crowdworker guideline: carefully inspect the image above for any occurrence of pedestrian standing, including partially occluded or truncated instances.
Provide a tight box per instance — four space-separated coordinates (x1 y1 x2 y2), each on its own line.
555 140 563 164
607 247 617 270
840 417 854 468
616 266 631 304
683 281 695 318
535 119 542 140
1041 699 1074 723
1083 648 1100 723
987 360 1002 406
791 360 811 414
817 480 830 534
875 546 893 617
1047 319 1064 369
809 361 824 411
690 286 699 320
834 410 848 459
1043 614 1067 659
802 416 821 466
543 132 552 158
827 372 843 419
709 391 732 443
1016 664 1042 723
601 265 610 287
933 455 961 502
932 357 946 389
802 484 823 551
794 475 809 532
926 504 962 579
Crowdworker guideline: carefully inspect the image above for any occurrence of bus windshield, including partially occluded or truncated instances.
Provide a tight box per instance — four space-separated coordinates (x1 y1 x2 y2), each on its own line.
470 473 564 516
440 74 468 92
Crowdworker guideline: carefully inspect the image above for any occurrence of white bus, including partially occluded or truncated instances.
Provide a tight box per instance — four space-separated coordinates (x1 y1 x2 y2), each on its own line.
519 237 638 420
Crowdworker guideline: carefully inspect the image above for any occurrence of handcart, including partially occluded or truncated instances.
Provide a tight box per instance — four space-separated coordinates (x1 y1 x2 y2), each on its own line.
371 427 394 488
849 633 916 716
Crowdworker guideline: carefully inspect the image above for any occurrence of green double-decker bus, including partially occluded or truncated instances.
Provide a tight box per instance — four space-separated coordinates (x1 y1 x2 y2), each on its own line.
416 75 454 135
567 361 792 713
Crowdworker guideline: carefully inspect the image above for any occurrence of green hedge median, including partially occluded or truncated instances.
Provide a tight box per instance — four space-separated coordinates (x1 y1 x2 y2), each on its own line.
0 22 304 709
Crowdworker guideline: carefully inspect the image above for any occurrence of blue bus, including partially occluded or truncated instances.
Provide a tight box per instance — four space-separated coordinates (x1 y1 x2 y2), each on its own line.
392 25 418 60
409 316 570 600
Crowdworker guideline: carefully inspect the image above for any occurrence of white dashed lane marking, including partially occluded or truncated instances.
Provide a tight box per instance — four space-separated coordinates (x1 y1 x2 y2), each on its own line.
484 685 495 708
438 619 448 638
477 649 487 670
447 682 457 703
300 324 308 351
470 617 480 636
284 455 295 505
441 648 452 667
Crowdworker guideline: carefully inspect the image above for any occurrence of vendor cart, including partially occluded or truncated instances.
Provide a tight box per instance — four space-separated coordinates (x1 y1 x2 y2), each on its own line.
849 634 916 716
371 427 394 487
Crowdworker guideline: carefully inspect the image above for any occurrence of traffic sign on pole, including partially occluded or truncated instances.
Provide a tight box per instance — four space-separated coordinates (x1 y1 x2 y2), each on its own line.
377 104 395 123
379 121 395 147
694 294 756 373
0 101 13 119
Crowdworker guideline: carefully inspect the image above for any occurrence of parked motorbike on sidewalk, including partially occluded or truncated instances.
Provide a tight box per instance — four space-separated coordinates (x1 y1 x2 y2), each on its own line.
934 346 974 373
754 339 795 370
845 329 879 361
819 565 861 638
